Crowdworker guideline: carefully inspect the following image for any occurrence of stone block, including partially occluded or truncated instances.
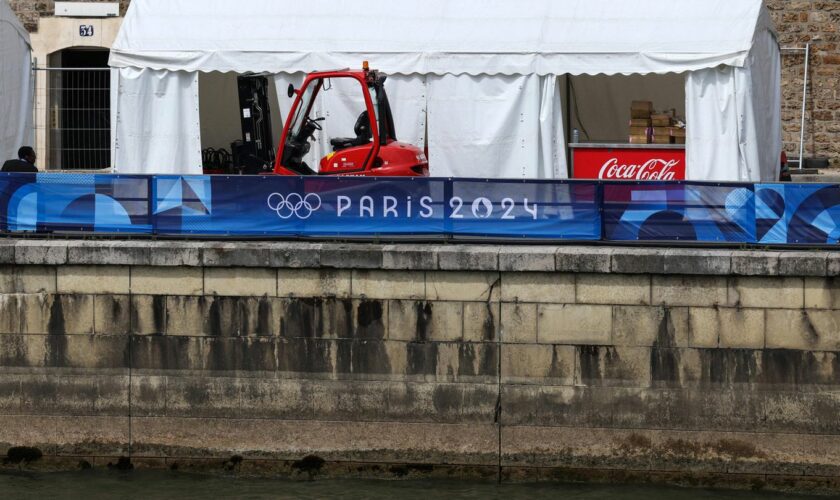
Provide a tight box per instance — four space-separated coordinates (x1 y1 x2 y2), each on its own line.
148 243 203 267
131 266 203 296
778 251 828 276
387 382 497 422
804 277 840 309
575 346 652 388
238 297 280 337
436 246 498 271
278 298 353 339
388 300 462 341
731 251 780 276
555 247 612 273
204 267 276 297
202 337 277 373
352 300 388 340
67 241 150 266
765 309 840 351
0 242 14 264
129 375 166 417
687 308 718 348
14 241 67 265
130 336 204 372
276 268 351 298
94 295 131 335
652 275 727 307
502 344 575 385
267 242 321 268
202 242 271 267
463 302 498 342
164 376 241 418
537 304 612 345
381 245 437 270
0 266 55 293
662 249 732 275
500 303 537 343
351 270 425 300
728 276 804 309
827 253 840 277
17 294 95 335
131 295 168 335
320 244 383 269
500 272 575 304
688 307 765 349
577 274 650 306
19 374 100 415
499 247 556 272
426 271 499 302
57 266 130 295
613 306 689 347
62 335 130 370
610 248 664 274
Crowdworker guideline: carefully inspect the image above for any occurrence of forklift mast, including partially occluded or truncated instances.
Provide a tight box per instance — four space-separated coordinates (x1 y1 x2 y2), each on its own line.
235 75 275 174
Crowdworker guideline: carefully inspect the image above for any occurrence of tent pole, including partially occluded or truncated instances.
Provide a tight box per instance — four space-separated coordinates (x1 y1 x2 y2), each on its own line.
798 43 809 169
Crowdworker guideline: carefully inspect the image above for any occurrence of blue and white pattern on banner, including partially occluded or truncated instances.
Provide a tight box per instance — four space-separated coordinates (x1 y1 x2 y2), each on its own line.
4 172 840 246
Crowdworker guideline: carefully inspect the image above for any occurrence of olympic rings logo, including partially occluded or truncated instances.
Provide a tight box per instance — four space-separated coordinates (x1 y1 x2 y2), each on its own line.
266 192 322 219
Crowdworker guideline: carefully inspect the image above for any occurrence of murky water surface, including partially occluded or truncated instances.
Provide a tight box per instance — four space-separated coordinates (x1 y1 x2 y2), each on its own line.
0 471 828 499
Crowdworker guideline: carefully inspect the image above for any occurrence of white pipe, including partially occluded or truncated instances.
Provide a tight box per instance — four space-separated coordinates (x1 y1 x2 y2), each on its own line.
798 43 809 169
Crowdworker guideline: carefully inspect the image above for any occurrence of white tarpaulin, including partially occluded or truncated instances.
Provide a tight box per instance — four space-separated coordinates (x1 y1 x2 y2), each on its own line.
0 0 32 164
111 68 201 174
112 0 768 76
109 0 780 181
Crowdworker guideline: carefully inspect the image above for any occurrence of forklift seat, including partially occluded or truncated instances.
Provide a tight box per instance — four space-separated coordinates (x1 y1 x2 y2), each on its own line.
330 111 372 151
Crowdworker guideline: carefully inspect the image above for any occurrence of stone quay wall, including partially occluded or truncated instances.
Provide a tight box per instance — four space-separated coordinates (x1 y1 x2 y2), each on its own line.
1 240 840 492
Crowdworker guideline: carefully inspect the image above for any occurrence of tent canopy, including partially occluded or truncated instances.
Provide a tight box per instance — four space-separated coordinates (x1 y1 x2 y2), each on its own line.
110 0 774 76
0 0 33 164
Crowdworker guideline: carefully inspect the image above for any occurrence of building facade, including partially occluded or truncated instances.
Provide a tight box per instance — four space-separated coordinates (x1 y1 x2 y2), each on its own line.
9 0 840 168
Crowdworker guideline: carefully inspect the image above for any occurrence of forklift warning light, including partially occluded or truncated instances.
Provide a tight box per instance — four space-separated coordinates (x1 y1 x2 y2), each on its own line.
362 61 369 71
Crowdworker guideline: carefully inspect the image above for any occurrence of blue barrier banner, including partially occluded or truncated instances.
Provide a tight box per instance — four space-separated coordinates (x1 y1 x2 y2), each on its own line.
756 183 840 245
2 173 151 233
2 172 840 246
603 182 755 243
153 176 601 239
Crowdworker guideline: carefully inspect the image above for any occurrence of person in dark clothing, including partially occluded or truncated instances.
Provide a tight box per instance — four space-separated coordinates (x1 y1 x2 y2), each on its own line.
2 146 38 173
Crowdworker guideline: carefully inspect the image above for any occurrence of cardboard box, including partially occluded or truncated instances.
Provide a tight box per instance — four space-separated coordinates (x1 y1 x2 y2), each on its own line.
629 134 650 144
629 126 651 136
629 118 652 127
651 114 672 127
670 127 686 138
651 135 673 144
652 127 671 137
674 136 686 144
630 101 653 119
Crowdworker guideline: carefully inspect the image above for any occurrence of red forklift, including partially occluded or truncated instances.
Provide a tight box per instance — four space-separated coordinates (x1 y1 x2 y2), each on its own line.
274 62 429 177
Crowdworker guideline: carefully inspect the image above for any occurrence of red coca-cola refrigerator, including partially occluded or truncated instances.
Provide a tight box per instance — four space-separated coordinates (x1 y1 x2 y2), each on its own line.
570 143 686 180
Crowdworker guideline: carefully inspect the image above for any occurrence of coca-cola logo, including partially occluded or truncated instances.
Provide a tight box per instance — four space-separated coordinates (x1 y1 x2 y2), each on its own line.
598 158 680 180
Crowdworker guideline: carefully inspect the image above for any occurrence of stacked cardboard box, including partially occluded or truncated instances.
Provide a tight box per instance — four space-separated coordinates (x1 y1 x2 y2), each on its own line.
650 112 673 144
629 101 652 144
627 105 686 145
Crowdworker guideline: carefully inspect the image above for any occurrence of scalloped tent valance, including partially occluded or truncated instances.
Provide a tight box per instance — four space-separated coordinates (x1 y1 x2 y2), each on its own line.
109 0 776 76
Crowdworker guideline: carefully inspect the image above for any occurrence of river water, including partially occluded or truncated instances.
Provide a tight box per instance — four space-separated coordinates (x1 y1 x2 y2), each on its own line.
0 471 826 499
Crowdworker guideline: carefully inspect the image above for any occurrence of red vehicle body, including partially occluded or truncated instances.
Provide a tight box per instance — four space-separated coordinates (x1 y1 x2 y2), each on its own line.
274 64 429 177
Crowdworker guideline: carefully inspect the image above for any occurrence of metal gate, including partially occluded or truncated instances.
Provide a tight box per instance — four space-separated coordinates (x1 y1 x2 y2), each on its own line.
32 66 111 171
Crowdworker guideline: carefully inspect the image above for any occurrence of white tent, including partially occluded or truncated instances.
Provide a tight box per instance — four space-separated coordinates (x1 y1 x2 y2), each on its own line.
0 0 33 165
109 0 781 181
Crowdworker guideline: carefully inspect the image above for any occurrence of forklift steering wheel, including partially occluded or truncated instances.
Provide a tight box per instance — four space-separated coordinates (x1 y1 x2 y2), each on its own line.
307 117 325 131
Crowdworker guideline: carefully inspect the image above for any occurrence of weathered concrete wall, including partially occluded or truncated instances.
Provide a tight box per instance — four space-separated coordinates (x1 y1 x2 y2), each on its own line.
2 240 840 492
